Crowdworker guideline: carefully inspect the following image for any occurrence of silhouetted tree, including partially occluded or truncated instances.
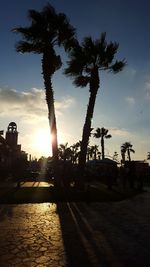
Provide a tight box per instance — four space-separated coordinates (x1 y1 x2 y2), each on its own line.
65 33 125 184
113 151 119 161
71 141 81 164
58 143 72 162
94 127 112 159
89 145 99 160
13 4 76 187
121 142 135 161
147 152 150 160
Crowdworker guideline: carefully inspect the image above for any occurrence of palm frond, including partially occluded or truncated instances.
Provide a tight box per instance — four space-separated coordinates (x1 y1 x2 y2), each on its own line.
104 42 119 65
15 41 42 53
105 134 112 139
93 128 101 138
73 75 90 87
111 59 126 73
28 9 42 23
130 149 135 153
57 13 76 50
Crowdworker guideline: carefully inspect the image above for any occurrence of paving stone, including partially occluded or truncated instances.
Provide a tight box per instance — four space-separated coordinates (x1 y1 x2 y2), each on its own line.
0 189 150 266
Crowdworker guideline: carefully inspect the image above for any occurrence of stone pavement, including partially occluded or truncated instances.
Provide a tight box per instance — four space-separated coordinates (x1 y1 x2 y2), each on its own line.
0 188 150 266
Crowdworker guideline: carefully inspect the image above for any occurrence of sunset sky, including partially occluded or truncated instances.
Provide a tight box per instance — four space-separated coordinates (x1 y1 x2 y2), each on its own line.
0 0 150 160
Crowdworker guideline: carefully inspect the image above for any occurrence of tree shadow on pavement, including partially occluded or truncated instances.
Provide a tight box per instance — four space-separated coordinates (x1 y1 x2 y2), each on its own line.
57 202 109 267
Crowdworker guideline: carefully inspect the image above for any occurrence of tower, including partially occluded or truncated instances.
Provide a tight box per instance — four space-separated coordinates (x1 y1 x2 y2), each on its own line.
5 122 18 148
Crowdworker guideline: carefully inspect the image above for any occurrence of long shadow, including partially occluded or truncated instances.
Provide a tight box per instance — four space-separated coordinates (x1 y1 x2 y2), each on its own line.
57 202 109 267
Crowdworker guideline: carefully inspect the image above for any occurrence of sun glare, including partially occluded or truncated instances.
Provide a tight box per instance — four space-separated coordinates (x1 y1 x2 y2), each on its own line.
33 128 63 158
34 128 52 157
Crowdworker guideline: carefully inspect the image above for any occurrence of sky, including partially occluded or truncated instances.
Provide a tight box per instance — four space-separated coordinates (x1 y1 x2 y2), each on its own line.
0 0 150 160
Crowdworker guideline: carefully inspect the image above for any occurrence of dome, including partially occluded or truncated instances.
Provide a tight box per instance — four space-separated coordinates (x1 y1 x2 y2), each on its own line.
9 122 17 127
7 122 17 132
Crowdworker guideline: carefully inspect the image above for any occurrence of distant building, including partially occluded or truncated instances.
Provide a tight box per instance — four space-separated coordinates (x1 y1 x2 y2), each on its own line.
0 122 27 179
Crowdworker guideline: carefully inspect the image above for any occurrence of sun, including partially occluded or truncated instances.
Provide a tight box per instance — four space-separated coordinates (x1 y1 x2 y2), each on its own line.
34 128 52 157
33 128 63 157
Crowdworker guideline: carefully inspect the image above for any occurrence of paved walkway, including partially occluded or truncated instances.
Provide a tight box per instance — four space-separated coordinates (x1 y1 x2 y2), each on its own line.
0 188 150 266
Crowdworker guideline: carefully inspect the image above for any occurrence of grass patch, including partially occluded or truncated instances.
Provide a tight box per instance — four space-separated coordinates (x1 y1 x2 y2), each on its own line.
0 183 141 204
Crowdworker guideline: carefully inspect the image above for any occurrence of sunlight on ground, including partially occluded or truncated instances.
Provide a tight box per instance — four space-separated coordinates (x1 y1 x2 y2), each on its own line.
20 181 53 187
0 203 67 265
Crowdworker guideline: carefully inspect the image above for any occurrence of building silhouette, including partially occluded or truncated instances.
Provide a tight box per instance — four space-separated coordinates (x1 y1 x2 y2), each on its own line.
0 122 27 180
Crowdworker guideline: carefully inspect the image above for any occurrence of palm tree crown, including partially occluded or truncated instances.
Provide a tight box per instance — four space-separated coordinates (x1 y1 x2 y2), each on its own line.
65 33 125 88
121 142 135 162
65 33 125 179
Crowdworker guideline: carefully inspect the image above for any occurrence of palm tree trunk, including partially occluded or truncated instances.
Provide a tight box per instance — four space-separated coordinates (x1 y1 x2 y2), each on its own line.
128 149 131 161
78 69 99 187
101 137 105 159
42 53 60 188
78 91 97 177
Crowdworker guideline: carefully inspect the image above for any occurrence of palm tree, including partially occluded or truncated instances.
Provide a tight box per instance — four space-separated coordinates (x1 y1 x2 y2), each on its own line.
58 143 72 162
89 145 99 160
147 152 150 160
93 127 112 160
121 142 135 162
71 141 81 164
65 33 125 180
12 4 76 187
113 151 119 161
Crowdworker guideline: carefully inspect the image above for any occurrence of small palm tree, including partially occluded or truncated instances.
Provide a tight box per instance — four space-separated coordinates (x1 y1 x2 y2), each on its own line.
147 152 150 160
13 4 76 187
58 143 72 162
121 142 135 162
65 33 125 179
93 127 112 159
71 141 81 164
113 151 119 161
89 145 99 160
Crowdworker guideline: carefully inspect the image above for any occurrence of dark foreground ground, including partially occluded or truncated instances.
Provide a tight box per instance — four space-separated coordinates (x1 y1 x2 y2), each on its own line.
0 187 150 266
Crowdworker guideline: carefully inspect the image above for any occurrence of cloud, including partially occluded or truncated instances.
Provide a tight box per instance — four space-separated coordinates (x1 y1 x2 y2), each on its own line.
121 67 137 80
0 87 75 157
110 127 131 137
145 91 150 100
144 82 150 100
0 87 75 119
55 96 75 115
125 96 135 106
127 67 137 78
145 82 150 90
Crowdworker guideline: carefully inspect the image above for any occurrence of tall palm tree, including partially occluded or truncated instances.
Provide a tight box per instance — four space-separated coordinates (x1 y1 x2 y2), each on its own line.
65 33 125 180
12 4 76 187
93 127 112 159
121 142 135 162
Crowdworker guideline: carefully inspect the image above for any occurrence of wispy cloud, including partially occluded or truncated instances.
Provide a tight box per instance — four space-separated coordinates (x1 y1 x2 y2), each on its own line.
145 82 150 90
55 96 75 115
110 127 131 137
121 67 137 80
125 96 135 106
144 82 150 100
